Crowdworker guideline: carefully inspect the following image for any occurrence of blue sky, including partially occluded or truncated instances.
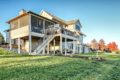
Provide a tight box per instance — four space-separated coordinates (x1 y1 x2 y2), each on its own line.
0 0 120 48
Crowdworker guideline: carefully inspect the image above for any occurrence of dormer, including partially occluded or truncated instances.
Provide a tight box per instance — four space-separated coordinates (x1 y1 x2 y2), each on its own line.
66 19 82 32
40 10 53 20
40 10 67 26
75 20 82 31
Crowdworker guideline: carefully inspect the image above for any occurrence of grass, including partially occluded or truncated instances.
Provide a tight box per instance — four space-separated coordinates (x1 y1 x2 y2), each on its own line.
0 51 120 80
78 53 120 60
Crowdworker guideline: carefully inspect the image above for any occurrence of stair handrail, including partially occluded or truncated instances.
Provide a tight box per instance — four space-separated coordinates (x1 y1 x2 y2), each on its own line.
33 28 55 53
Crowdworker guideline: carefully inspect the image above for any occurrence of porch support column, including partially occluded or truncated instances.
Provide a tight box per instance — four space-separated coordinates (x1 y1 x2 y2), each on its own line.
43 20 45 34
29 14 32 54
9 24 12 50
9 37 12 50
17 18 21 54
80 44 82 53
73 40 76 54
42 19 45 55
42 48 45 55
60 35 62 54
29 35 32 54
81 35 83 53
53 39 55 55
47 43 49 55
18 38 20 54
65 38 67 56
43 19 46 43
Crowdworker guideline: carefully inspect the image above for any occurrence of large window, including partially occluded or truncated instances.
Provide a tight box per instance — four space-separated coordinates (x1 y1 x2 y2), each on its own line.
45 21 54 34
45 21 54 29
31 16 43 33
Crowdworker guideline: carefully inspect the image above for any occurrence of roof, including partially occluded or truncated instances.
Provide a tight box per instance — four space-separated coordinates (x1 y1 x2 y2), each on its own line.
7 10 81 27
66 19 79 25
28 11 56 23
7 11 56 24
40 10 82 26
40 10 68 25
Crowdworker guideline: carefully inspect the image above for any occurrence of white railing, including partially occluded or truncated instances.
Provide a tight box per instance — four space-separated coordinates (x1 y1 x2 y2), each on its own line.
32 24 78 54
33 26 56 54
60 28 78 38
34 34 55 54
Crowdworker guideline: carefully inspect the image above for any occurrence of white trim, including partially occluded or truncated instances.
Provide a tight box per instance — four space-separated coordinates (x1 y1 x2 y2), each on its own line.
31 32 44 37
62 34 78 41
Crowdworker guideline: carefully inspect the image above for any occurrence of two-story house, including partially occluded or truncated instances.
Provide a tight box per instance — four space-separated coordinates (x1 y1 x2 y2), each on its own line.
5 9 85 55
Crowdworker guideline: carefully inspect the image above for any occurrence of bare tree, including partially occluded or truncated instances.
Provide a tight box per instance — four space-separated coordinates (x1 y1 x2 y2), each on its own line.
98 39 106 51
90 39 99 50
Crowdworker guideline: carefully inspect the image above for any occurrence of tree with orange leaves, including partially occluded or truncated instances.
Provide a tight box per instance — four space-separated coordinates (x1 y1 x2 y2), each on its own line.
107 42 118 51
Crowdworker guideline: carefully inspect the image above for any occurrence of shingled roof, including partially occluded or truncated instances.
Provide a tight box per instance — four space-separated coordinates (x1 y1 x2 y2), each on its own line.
66 19 79 25
40 10 79 25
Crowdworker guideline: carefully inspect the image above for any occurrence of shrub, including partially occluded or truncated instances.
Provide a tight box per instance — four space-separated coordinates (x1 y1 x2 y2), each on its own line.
115 51 120 54
0 48 17 55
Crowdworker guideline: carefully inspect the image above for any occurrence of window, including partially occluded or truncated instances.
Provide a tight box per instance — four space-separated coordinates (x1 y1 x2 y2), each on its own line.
75 24 80 31
45 21 54 34
45 21 53 29
38 20 42 25
75 22 81 31
31 16 43 33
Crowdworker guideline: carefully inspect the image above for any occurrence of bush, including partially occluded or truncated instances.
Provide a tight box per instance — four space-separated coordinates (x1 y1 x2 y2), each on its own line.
115 51 120 54
0 48 17 55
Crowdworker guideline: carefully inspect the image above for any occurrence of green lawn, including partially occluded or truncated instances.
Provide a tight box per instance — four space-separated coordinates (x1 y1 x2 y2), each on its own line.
0 54 120 80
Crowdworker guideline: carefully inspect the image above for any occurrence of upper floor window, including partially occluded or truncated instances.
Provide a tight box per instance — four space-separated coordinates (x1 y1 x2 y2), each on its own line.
31 15 43 33
75 21 81 31
45 21 54 29
38 20 42 26
75 24 80 31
